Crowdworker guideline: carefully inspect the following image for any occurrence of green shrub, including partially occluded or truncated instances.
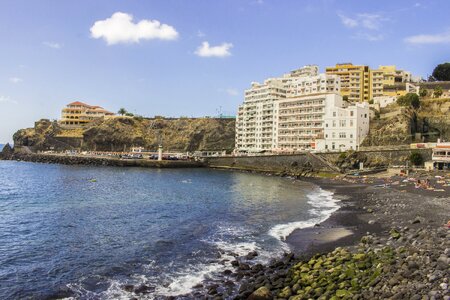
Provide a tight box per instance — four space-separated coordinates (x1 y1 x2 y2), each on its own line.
397 93 420 109
409 152 423 166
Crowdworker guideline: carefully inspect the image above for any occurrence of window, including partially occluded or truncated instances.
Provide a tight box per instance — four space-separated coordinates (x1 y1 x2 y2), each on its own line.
333 112 336 117
339 132 346 138
350 134 353 138
332 120 336 127
350 120 354 127
340 120 346 127
332 132 336 138
364 114 367 118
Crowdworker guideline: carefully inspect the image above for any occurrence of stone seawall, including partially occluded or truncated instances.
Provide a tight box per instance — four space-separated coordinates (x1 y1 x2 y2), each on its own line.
205 149 433 175
6 153 205 168
205 153 335 177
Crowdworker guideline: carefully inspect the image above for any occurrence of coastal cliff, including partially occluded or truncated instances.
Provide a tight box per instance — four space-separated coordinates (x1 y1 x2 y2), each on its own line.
12 116 236 152
362 98 450 146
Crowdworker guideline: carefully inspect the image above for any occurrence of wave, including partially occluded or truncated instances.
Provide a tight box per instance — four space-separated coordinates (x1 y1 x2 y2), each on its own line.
268 188 340 241
64 189 339 299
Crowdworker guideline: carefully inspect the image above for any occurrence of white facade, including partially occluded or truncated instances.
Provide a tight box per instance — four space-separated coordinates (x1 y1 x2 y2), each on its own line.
235 78 286 152
286 73 340 98
316 102 370 151
373 96 397 109
276 93 341 151
235 66 370 153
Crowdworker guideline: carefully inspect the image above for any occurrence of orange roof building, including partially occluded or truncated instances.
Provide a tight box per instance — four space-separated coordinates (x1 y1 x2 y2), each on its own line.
59 101 114 128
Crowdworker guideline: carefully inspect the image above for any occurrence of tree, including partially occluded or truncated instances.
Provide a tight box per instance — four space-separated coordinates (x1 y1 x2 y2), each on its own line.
409 152 423 166
118 108 127 116
397 93 420 109
433 86 443 98
432 62 450 81
419 88 428 98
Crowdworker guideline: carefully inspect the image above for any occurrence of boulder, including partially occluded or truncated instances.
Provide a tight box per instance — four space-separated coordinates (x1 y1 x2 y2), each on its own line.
248 286 273 300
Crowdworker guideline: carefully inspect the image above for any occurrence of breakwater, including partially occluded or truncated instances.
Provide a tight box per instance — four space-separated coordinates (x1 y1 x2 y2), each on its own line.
6 153 205 168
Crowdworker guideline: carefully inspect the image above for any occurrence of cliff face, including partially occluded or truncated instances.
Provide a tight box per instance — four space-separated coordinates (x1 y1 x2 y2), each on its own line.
13 117 236 152
416 99 450 142
362 108 415 146
362 98 450 146
82 117 236 152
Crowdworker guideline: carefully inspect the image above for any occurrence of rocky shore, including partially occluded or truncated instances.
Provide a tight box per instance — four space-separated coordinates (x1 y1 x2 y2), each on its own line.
166 176 449 300
1 152 205 168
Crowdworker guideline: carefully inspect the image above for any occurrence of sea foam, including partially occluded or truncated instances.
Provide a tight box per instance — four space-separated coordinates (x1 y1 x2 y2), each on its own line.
268 188 340 241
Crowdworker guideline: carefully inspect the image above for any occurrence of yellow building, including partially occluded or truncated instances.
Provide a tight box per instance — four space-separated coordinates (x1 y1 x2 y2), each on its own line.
59 101 114 128
378 65 412 86
326 63 414 102
326 63 375 102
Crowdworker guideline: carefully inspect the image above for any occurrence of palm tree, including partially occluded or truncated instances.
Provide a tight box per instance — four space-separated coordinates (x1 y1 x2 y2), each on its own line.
118 108 127 116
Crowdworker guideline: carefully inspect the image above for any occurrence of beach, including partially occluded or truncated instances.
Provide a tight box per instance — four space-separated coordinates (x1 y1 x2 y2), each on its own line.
185 171 450 299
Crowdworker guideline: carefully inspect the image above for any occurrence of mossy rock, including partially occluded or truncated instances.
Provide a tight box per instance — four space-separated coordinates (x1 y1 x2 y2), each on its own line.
278 286 292 298
336 289 353 298
390 229 401 239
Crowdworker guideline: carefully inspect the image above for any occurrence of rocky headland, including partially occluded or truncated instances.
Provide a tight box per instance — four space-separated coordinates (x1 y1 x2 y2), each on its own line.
12 116 236 153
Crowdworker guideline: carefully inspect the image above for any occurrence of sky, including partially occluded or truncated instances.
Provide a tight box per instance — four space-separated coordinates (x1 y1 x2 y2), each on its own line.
1 0 449 143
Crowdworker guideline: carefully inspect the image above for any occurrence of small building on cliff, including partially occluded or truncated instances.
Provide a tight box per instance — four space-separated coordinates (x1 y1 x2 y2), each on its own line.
59 101 114 128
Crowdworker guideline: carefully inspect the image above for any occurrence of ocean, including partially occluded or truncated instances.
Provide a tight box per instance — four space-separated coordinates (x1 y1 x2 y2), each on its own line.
0 161 339 299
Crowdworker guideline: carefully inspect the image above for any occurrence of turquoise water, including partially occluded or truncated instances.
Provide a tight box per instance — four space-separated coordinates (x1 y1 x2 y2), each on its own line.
0 161 338 299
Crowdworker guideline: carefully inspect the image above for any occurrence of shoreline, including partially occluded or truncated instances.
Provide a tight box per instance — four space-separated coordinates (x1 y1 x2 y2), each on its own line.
0 152 205 168
227 175 449 299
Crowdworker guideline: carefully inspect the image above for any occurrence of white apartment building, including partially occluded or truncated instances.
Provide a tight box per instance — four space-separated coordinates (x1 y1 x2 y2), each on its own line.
235 66 319 152
276 93 340 151
235 78 286 152
235 66 370 153
316 101 370 151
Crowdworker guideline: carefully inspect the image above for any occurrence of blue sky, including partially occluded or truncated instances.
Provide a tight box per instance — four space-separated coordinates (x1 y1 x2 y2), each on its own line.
1 0 449 143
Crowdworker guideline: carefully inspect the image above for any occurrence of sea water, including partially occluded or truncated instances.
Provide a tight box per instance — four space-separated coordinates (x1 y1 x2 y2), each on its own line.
0 161 339 299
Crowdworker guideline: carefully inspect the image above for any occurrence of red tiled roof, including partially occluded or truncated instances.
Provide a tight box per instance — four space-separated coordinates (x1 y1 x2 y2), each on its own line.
67 101 91 107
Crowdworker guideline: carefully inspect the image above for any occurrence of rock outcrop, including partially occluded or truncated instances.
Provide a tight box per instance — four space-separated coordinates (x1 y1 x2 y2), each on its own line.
12 117 236 153
362 98 450 147
0 143 14 159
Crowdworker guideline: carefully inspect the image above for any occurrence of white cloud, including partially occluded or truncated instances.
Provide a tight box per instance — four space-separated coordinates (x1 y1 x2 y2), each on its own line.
338 12 387 30
43 41 62 49
9 77 23 84
338 12 388 41
338 13 358 28
195 41 233 58
0 96 17 104
404 30 450 45
226 88 239 96
357 13 386 30
90 12 179 45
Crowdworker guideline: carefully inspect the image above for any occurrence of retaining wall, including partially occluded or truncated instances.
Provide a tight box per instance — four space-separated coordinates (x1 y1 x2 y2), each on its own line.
205 148 433 174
